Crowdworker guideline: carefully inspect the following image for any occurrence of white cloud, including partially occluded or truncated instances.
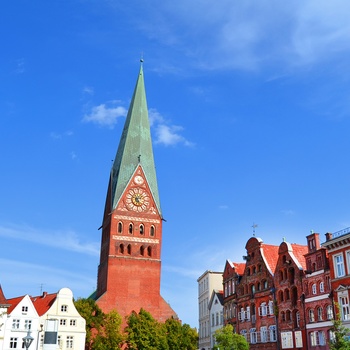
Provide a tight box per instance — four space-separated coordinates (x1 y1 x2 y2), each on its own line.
50 130 74 139
149 108 194 147
0 224 99 256
121 0 350 73
83 103 127 127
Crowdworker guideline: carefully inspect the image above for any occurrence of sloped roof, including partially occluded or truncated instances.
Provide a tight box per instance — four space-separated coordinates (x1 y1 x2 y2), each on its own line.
7 295 25 314
31 292 57 316
290 243 308 270
110 64 161 215
7 292 57 316
233 262 246 275
261 244 280 275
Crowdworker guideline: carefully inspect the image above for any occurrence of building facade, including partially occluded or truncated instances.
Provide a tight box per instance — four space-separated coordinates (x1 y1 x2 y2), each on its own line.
322 227 350 333
208 290 224 349
3 287 85 350
198 270 222 350
94 63 176 322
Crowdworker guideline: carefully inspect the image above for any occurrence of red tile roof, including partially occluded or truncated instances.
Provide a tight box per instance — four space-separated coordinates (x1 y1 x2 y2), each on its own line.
290 243 308 270
7 292 57 316
233 262 246 275
261 244 280 274
31 292 57 316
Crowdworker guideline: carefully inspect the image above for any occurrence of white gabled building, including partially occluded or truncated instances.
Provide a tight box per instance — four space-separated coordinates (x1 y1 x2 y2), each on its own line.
4 287 86 350
197 270 223 350
3 294 41 350
208 290 224 349
0 286 11 350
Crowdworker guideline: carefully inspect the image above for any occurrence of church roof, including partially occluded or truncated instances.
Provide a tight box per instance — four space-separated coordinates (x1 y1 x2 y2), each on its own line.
110 64 161 215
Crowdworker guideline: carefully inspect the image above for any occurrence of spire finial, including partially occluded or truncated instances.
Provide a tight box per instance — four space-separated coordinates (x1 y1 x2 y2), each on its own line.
252 223 258 236
140 52 144 64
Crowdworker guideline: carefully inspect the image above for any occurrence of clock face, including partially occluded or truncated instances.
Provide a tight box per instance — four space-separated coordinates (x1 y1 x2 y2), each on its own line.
126 188 150 212
134 175 144 185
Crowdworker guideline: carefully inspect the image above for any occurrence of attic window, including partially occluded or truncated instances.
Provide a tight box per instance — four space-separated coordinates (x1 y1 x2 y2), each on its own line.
215 299 218 304
22 306 28 313
61 305 68 312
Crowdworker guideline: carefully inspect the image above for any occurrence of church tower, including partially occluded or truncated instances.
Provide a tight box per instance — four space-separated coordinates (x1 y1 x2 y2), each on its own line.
95 63 176 322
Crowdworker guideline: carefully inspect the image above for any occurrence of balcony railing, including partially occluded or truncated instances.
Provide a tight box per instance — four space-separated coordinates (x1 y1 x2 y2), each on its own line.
333 227 350 239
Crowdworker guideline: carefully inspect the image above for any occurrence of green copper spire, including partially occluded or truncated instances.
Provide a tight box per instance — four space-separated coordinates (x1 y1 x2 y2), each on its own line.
110 64 161 215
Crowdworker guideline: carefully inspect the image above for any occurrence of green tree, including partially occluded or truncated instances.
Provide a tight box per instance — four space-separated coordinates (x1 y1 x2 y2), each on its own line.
163 317 198 350
329 305 350 350
213 324 249 350
125 309 168 350
74 298 124 350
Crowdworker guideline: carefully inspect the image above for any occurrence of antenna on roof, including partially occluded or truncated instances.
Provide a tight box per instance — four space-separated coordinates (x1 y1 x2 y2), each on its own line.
39 283 44 295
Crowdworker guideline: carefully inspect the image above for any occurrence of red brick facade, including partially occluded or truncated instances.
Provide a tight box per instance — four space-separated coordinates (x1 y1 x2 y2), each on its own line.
223 233 335 349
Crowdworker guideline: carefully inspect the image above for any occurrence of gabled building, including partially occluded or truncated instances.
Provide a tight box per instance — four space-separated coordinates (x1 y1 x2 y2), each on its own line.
4 294 40 350
0 286 10 350
222 259 245 328
322 227 350 333
197 270 222 350
94 62 176 323
274 239 308 349
4 288 86 350
208 290 224 349
235 237 279 350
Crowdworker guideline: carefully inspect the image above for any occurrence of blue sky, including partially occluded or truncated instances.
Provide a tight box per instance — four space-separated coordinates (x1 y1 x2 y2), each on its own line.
1 0 350 328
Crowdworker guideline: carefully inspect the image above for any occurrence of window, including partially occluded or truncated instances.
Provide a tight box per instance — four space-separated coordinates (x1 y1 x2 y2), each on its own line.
309 309 315 322
339 295 350 321
240 329 247 340
119 244 124 254
250 328 257 344
296 311 300 327
327 305 333 320
220 311 223 325
281 311 286 322
12 319 20 329
22 306 28 313
127 244 131 254
147 246 152 256
128 224 133 234
269 325 277 342
268 301 274 315
150 226 155 236
211 313 214 326
24 320 32 330
246 306 250 320
61 305 68 312
139 224 144 235
140 246 145 256
10 337 18 349
60 319 67 326
310 331 326 346
261 326 268 343
334 254 345 278
320 282 324 293
118 222 123 233
66 336 74 349
70 319 76 326
312 284 317 295
259 302 267 316
317 307 323 321
58 336 62 348
216 312 219 326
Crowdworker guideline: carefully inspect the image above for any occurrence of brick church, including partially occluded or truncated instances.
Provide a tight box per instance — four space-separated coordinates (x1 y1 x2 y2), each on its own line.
94 62 176 323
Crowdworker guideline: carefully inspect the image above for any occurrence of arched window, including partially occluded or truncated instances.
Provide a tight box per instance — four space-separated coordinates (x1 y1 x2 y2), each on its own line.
118 222 123 233
128 224 133 234
279 270 284 281
309 309 315 322
286 310 291 321
320 282 324 293
139 224 144 235
327 305 333 320
317 307 323 321
279 290 284 302
285 289 290 300
251 284 255 294
119 244 124 254
280 311 286 322
140 246 145 256
127 244 131 254
150 226 155 236
264 280 268 289
247 267 251 276
312 284 317 295
147 246 152 256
